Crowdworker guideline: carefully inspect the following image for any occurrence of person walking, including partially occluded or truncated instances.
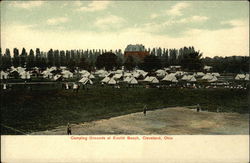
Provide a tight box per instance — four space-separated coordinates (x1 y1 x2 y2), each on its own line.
143 105 147 116
197 104 200 112
67 123 72 135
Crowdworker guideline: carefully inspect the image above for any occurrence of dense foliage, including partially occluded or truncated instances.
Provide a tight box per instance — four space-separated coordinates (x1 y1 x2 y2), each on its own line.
0 47 249 73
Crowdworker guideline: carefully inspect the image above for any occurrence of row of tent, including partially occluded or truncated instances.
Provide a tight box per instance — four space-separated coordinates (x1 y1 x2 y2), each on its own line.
1 66 248 83
0 70 223 83
235 74 249 81
0 70 31 79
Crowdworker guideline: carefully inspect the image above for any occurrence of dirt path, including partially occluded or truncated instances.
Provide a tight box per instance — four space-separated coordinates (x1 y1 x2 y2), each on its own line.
32 107 249 135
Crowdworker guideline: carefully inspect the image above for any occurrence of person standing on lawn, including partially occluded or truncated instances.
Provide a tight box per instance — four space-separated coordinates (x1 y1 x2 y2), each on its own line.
143 105 147 116
197 104 200 112
67 123 72 135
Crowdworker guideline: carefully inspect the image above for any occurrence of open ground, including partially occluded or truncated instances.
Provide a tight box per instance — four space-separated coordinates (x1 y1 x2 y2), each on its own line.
1 85 248 135
32 107 249 135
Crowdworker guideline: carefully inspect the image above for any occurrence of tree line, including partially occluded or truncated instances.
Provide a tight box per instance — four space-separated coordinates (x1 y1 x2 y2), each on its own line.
0 47 248 73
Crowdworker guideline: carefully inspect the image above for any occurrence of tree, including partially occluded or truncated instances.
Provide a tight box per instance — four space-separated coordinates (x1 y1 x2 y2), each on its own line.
116 54 124 69
26 49 35 70
78 56 90 70
96 52 118 70
142 55 161 72
163 49 169 67
54 50 60 67
180 51 203 71
0 48 2 70
13 48 20 67
202 56 250 73
75 50 81 67
68 59 76 71
124 55 137 71
169 49 178 65
60 50 66 66
70 50 76 62
40 57 47 70
87 50 97 69
20 48 27 67
157 47 162 57
47 49 54 67
1 48 12 70
35 48 43 69
66 50 71 66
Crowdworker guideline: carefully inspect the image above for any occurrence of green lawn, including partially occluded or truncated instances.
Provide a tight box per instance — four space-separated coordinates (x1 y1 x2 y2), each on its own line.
0 85 248 134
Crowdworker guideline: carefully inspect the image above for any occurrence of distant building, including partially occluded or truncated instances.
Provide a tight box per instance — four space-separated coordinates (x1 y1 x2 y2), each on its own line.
124 44 149 59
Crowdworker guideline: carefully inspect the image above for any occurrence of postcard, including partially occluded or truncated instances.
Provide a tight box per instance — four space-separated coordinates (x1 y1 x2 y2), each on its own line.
0 1 249 162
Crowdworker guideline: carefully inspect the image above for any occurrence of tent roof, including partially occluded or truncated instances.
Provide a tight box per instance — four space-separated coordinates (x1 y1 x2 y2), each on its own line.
79 77 93 85
162 74 176 81
101 76 110 83
108 78 117 85
113 73 123 79
128 77 138 84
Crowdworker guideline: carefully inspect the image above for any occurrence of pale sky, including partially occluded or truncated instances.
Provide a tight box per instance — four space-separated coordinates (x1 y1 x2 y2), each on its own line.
1 1 249 57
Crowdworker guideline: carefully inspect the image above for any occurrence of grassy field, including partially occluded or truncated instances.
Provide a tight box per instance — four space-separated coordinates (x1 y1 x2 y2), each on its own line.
0 85 249 134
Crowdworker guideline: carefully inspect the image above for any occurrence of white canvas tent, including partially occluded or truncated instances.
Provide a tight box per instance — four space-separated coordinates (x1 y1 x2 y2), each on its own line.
181 75 196 82
82 73 95 79
132 71 140 78
143 76 152 82
245 74 249 81
42 71 53 79
136 70 148 77
211 72 220 77
59 66 67 70
0 71 8 79
88 74 95 79
208 76 218 82
79 70 90 76
202 74 213 80
20 71 31 79
181 75 189 81
144 76 159 83
128 77 138 84
16 67 26 73
79 77 93 85
107 78 117 85
162 74 178 82
196 72 205 77
53 74 62 81
164 67 171 71
10 67 25 74
95 70 108 77
124 72 132 77
115 69 123 74
62 70 73 78
123 76 131 82
175 71 185 76
235 74 246 80
45 67 56 73
150 77 159 84
189 76 197 82
171 78 178 83
113 73 123 79
156 69 167 77
101 76 110 83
